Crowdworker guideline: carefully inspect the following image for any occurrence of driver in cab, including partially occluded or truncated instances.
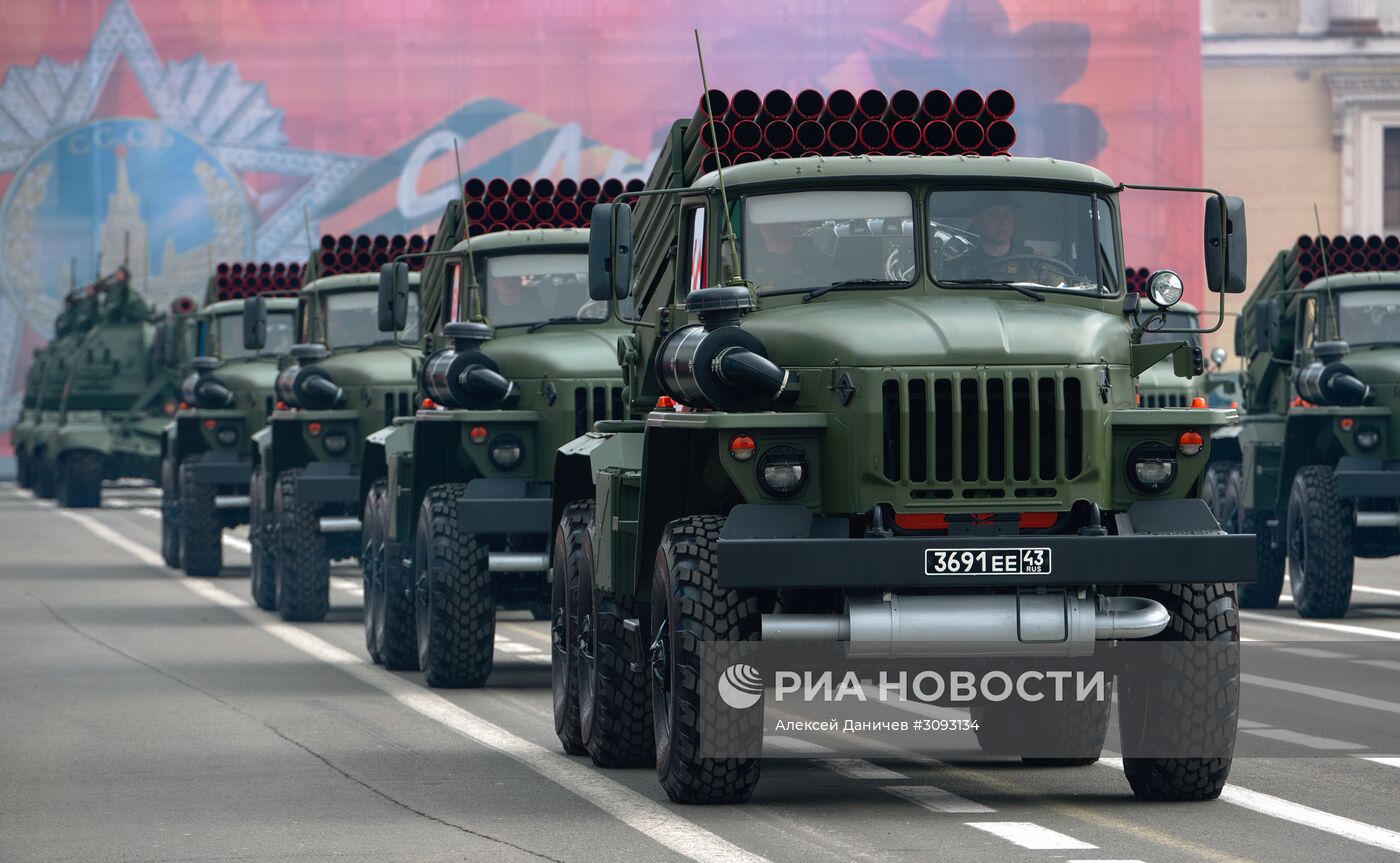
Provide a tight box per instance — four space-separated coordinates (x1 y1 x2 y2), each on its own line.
944 192 1062 285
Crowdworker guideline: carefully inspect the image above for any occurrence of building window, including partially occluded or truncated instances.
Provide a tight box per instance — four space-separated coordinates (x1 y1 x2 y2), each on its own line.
1387 127 1400 230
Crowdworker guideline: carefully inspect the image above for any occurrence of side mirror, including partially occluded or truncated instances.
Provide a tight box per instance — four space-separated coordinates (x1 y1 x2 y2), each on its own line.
243 296 267 351
589 202 633 302
378 262 410 332
1205 195 1247 294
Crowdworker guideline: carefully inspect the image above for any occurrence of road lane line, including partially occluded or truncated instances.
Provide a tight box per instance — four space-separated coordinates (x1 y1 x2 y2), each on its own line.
1239 611 1400 641
56 507 770 863
1241 728 1366 751
1353 659 1400 672
1272 646 1355 660
1354 585 1400 600
965 822 1095 850
884 785 991 813
815 759 908 781
1361 756 1400 769
1100 758 1400 854
1242 673 1400 716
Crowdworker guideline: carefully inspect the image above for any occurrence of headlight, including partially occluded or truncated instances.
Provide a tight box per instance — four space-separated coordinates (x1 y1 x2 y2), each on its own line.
1355 424 1381 452
322 430 350 455
488 435 523 470
757 445 808 497
1127 441 1177 494
215 425 239 447
1146 270 1184 308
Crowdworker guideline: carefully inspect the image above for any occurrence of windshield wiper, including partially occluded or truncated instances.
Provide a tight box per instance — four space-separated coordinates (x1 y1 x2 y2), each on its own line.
525 316 589 333
801 278 906 304
940 279 1046 302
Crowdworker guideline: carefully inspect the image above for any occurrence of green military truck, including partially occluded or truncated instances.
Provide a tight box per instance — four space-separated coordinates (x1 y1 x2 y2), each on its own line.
1136 302 1207 408
37 269 189 508
1206 236 1400 617
159 265 298 575
363 187 628 688
249 238 425 621
547 90 1253 804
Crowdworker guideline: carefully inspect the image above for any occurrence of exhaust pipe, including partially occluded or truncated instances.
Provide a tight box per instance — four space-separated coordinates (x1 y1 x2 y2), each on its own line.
489 552 549 572
761 592 1169 658
214 495 251 510
319 516 362 534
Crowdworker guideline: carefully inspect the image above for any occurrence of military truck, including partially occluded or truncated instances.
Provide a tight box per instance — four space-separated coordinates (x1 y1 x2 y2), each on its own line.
14 340 58 490
547 87 1253 804
1136 302 1207 408
158 264 298 575
20 290 98 498
37 268 189 508
362 182 628 688
249 236 428 621
1205 235 1400 618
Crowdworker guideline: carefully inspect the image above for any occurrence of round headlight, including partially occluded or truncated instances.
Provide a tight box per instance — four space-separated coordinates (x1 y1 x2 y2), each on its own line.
322 430 350 455
1147 270 1184 308
1127 441 1177 494
488 435 524 470
215 425 239 447
757 445 808 497
1355 424 1381 452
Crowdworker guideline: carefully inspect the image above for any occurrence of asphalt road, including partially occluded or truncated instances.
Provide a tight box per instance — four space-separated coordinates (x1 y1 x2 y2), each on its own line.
3 480 1400 863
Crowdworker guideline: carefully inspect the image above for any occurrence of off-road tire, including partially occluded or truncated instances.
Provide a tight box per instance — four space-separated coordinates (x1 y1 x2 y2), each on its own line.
375 497 419 672
160 456 181 569
178 456 223 577
651 515 762 804
1119 582 1239 801
415 484 494 688
362 480 387 664
58 450 103 508
274 468 329 622
973 682 1112 765
552 501 592 755
34 458 56 499
248 468 277 610
16 453 33 489
1287 465 1354 619
580 512 653 767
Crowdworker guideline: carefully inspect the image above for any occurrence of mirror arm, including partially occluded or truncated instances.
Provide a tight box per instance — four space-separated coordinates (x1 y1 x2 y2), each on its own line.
1118 183 1231 337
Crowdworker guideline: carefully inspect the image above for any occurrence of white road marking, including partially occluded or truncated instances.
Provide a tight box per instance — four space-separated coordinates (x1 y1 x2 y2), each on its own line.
765 736 835 755
1360 756 1400 769
1101 758 1400 854
1243 673 1400 716
1352 659 1400 672
965 821 1094 850
1272 646 1355 660
56 507 771 863
1242 727 1365 751
329 576 364 597
1354 584 1400 600
884 785 991 813
815 759 908 781
496 641 535 653
1239 611 1400 641
1236 718 1271 729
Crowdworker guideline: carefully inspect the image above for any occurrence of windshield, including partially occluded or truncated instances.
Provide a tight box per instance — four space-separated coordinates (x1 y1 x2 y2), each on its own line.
324 290 419 347
1140 310 1201 348
928 188 1118 294
483 252 603 327
1337 289 1400 347
216 311 295 359
740 190 916 294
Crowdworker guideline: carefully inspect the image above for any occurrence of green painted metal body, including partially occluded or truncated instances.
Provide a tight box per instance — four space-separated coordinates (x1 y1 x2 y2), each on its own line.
558 155 1240 600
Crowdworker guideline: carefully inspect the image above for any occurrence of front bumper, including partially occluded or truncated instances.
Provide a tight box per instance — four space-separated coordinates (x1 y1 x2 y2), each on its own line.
189 451 253 487
457 478 552 535
294 461 361 504
1335 456 1400 499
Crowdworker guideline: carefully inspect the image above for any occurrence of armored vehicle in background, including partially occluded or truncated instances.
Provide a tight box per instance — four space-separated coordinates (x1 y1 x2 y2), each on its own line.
1206 235 1400 617
548 86 1252 804
18 290 99 498
362 180 629 689
249 235 429 621
159 263 299 575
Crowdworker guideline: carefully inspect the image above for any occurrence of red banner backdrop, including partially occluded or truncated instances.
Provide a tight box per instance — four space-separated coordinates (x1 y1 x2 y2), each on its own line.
0 0 1201 452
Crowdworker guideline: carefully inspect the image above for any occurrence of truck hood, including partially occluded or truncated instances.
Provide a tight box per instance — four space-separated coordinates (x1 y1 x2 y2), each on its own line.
212 359 281 392
745 295 1132 367
318 345 419 386
488 325 627 380
1345 347 1400 385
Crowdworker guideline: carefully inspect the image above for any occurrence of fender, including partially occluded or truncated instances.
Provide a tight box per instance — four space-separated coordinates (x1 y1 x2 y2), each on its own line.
550 428 643 533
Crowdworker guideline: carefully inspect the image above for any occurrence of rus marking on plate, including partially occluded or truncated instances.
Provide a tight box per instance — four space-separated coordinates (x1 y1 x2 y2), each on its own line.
925 547 1052 576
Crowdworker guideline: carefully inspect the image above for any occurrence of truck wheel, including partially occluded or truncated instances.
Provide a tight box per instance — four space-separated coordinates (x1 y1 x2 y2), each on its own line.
1118 582 1239 801
415 483 494 687
274 468 330 622
160 456 181 569
1287 466 1354 618
362 480 386 663
580 510 654 767
16 453 33 489
58 451 103 508
972 682 1112 765
1224 465 1285 609
34 458 56 499
551 501 592 755
178 456 223 578
374 491 419 672
248 468 276 610
650 515 762 804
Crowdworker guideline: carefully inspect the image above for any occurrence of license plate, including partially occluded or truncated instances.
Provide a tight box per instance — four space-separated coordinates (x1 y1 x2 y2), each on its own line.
925 547 1052 576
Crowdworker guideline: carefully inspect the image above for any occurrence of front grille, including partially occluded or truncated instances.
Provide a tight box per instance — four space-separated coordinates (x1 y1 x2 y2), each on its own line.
881 371 1084 486
574 384 626 435
1142 392 1189 408
383 391 416 425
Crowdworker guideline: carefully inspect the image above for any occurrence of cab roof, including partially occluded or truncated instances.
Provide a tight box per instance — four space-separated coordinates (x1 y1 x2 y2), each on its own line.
449 226 588 255
301 271 421 293
1301 271 1400 293
692 154 1117 193
203 297 298 316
